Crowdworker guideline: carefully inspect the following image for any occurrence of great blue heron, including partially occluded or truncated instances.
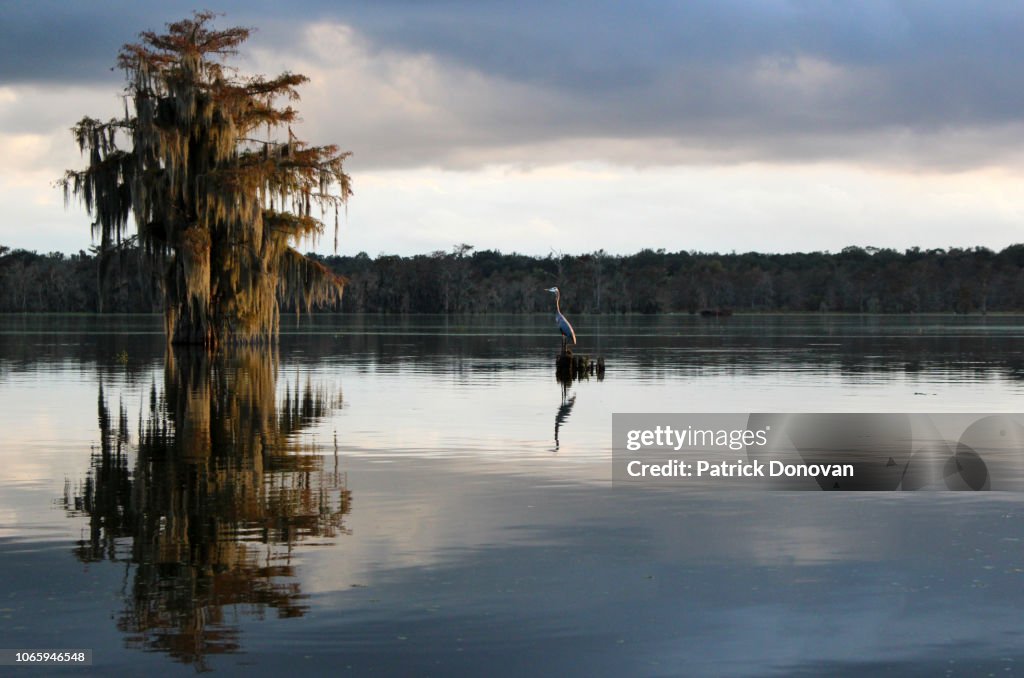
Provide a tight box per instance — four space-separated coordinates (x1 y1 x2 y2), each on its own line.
546 287 576 353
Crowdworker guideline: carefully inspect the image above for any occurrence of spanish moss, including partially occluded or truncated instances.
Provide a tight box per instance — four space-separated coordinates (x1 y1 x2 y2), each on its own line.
61 12 352 348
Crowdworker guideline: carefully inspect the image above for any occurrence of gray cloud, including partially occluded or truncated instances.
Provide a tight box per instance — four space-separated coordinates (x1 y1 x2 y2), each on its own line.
328 1 1024 125
4 2 1024 170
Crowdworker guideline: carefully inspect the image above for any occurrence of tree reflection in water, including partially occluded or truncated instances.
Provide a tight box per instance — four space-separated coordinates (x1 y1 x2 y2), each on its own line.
63 348 350 668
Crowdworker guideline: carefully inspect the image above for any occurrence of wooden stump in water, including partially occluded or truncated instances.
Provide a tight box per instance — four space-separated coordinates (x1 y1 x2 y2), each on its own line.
556 348 605 382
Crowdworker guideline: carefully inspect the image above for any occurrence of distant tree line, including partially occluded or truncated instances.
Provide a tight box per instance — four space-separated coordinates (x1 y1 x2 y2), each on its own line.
0 243 160 313
4 242 1024 314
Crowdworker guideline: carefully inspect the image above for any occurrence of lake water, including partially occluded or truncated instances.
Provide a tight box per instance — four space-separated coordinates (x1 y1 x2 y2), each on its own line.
1 314 1023 676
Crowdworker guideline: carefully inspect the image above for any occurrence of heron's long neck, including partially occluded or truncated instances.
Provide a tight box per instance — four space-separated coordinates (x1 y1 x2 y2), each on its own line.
554 291 561 312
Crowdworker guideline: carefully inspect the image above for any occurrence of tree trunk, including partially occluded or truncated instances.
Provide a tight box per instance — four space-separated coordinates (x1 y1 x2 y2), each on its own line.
166 229 214 347
166 232 283 347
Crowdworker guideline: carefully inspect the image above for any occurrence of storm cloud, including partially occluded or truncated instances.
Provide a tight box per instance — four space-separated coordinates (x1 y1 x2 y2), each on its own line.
3 1 1024 170
3 2 1024 257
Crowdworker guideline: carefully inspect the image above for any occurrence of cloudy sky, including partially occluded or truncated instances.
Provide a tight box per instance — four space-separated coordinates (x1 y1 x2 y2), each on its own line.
2 1 1024 256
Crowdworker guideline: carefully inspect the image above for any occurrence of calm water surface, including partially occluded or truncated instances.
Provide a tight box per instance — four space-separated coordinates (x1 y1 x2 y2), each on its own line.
1 314 1022 676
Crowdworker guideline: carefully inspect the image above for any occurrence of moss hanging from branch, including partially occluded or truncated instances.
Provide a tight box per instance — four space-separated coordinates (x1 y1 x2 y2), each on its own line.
279 247 348 315
61 11 353 347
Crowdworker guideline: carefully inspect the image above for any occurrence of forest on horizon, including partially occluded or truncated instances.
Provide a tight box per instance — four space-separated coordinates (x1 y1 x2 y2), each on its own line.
2 243 1024 315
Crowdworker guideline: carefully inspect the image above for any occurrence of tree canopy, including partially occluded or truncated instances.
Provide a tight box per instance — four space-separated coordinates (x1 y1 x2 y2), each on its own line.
62 11 352 346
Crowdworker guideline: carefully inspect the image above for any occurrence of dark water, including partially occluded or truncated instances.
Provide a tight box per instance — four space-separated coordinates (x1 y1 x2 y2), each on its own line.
1 314 1023 676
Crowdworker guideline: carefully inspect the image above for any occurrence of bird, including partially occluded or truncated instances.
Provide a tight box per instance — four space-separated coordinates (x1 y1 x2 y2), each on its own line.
546 287 576 353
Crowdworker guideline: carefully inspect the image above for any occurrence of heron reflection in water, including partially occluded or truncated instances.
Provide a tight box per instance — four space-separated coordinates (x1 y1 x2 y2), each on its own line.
545 287 576 354
554 380 577 451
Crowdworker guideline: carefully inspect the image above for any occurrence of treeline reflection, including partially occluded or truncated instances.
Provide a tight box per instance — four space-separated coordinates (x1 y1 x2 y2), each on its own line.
7 317 1024 386
63 348 350 668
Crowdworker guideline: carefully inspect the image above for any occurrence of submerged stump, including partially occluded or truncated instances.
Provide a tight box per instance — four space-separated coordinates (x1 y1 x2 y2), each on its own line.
555 348 605 382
